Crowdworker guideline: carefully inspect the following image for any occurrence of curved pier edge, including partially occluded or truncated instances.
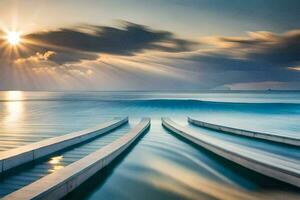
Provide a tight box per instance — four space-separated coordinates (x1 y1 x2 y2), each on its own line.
3 118 150 200
0 117 128 174
188 117 300 147
162 117 300 188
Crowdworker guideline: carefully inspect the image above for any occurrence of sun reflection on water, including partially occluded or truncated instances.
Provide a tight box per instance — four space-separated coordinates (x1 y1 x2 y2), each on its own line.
2 91 25 127
48 156 64 172
6 91 23 100
49 155 63 164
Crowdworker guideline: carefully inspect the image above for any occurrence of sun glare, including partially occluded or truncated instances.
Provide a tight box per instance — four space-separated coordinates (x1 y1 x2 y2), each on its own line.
6 31 21 45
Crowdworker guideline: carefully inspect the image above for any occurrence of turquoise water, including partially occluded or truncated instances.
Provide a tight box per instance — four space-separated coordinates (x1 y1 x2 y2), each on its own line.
0 91 300 199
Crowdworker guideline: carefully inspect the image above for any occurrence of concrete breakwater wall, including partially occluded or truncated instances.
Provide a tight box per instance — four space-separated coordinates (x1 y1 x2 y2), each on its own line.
4 118 150 200
188 117 300 146
162 118 300 188
0 117 128 173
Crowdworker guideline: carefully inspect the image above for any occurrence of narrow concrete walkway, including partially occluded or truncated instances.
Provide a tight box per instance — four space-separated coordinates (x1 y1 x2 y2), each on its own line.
188 117 300 146
162 118 300 188
4 118 150 200
0 124 131 197
0 117 128 173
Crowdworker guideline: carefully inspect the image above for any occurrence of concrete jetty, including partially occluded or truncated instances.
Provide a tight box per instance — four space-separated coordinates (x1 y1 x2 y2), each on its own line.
0 117 128 173
4 118 150 200
188 117 300 146
162 118 300 188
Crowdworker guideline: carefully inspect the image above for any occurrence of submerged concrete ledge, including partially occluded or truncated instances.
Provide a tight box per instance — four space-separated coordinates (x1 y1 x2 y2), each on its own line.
4 118 150 200
188 117 300 146
162 118 300 188
0 117 128 174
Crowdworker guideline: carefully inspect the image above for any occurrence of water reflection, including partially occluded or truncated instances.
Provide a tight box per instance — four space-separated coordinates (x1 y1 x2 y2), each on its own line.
2 91 24 128
148 159 257 200
147 159 299 200
5 91 24 101
49 156 64 172
0 91 299 199
49 155 63 164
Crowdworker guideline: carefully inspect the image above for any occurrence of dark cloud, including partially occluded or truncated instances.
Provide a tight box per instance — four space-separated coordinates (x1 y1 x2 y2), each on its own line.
171 29 300 88
216 30 300 66
180 30 300 71
247 32 300 66
17 22 196 64
48 50 99 65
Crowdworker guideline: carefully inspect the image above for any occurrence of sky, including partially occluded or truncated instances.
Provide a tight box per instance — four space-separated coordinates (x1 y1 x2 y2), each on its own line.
0 0 300 90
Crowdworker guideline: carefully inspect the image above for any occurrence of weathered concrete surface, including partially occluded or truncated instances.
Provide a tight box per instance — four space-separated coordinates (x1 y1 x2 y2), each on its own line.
0 117 128 173
3 118 150 200
188 117 300 146
162 118 300 188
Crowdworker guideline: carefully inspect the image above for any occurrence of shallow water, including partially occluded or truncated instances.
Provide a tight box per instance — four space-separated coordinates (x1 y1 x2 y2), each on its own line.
0 91 300 199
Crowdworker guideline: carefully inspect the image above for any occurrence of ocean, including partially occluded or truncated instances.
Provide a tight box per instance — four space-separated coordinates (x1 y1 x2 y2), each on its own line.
0 91 300 199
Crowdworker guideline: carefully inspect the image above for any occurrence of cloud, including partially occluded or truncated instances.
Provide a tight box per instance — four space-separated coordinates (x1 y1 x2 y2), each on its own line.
161 29 300 89
288 66 300 71
18 21 196 64
0 22 199 91
15 51 56 64
1 24 299 90
214 29 300 67
179 29 300 72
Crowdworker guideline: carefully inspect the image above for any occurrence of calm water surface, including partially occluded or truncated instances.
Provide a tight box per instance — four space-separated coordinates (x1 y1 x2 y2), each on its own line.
0 91 300 199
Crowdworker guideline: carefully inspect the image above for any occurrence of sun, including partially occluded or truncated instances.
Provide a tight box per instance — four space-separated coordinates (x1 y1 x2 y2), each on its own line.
6 31 21 45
